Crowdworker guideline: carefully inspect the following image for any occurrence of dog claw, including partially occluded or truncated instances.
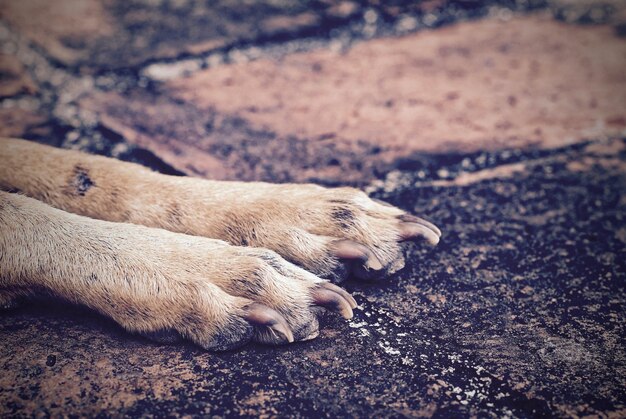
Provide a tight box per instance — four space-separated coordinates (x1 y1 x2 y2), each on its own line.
330 239 386 280
320 282 358 309
330 240 384 271
399 222 440 246
242 303 294 343
398 214 441 237
311 287 354 319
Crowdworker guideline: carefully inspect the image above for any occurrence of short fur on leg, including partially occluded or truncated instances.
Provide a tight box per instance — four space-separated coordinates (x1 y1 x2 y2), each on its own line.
0 192 356 349
0 137 441 282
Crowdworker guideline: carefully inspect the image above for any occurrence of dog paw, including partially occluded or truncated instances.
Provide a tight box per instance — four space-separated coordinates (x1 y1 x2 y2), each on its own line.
71 227 356 350
207 246 357 344
204 184 441 282
2 190 358 351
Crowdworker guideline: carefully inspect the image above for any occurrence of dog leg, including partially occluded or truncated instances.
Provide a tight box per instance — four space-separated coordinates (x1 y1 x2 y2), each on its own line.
1 138 441 282
0 191 355 349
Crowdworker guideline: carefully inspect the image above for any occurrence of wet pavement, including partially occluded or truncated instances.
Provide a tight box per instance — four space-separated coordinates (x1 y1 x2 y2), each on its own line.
1 0 625 417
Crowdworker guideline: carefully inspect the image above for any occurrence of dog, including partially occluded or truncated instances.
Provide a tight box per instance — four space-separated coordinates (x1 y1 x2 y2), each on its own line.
0 137 441 350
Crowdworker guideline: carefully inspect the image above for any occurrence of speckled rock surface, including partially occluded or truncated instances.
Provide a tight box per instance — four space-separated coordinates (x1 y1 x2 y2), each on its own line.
1 1 625 417
0 0 530 72
77 14 626 185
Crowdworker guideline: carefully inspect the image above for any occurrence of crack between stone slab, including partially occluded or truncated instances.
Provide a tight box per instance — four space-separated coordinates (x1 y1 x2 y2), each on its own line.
133 0 625 83
365 138 626 195
137 4 549 83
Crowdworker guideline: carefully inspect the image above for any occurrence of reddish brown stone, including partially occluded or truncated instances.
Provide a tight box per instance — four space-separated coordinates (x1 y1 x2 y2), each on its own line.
0 0 354 72
0 108 49 138
0 0 115 67
80 89 379 184
94 103 229 180
79 15 626 184
167 15 626 155
0 54 37 98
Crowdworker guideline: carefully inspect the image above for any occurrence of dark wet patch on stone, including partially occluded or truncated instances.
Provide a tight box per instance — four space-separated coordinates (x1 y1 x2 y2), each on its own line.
390 140 593 181
80 89 388 185
552 1 617 25
366 140 626 415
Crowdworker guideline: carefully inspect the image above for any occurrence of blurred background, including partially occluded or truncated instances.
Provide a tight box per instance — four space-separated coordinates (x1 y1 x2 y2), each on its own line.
1 0 625 417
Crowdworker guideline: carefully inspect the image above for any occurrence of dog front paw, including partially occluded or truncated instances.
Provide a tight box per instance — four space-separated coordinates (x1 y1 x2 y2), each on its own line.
202 184 441 282
66 225 356 350
2 186 360 350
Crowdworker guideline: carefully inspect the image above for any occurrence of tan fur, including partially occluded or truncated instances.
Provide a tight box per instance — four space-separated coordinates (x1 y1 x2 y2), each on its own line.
0 137 439 349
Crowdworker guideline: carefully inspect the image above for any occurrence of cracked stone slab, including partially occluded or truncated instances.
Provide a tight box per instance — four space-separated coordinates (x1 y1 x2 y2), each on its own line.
165 14 626 155
1 2 625 417
81 14 626 185
0 0 334 71
0 53 37 98
1 0 556 73
80 88 387 184
0 0 455 72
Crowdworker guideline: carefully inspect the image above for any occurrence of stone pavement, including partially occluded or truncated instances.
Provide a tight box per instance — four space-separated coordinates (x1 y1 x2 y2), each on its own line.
1 0 625 417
